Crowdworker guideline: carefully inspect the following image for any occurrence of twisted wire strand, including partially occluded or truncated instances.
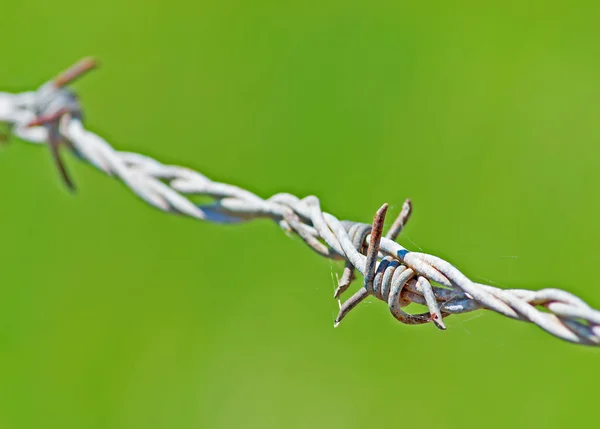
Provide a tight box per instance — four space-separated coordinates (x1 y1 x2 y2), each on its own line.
1 59 599 346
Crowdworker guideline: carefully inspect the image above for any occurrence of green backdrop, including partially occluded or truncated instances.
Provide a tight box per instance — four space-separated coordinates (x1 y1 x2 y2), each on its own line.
0 1 598 428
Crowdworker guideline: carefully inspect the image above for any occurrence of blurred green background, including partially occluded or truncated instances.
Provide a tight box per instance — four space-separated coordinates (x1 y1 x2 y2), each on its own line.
1 1 599 428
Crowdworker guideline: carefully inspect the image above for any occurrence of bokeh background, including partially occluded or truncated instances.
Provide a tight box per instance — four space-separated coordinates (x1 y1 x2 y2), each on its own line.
0 1 599 428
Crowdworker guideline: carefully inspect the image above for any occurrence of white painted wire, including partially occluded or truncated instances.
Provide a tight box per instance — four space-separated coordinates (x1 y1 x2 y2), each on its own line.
1 60 599 346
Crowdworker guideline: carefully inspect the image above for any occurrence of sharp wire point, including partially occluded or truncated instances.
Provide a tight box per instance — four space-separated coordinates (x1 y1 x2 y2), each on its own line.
53 57 98 88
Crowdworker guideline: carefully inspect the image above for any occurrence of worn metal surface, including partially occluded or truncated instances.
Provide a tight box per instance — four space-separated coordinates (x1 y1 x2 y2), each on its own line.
1 59 599 346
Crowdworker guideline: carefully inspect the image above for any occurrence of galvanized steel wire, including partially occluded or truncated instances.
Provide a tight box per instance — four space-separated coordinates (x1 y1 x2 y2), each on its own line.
1 59 599 346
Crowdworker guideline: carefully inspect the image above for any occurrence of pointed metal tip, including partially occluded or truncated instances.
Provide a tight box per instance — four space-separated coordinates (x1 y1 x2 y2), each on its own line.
433 317 447 331
54 57 99 88
66 183 78 194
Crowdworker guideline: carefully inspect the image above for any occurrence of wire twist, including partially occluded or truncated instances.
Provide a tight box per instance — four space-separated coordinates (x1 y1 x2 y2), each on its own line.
1 59 600 346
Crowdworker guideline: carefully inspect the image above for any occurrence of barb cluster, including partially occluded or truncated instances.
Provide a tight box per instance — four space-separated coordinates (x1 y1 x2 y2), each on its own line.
1 59 599 346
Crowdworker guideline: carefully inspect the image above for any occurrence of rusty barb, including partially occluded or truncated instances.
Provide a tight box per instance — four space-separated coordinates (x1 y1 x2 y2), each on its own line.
1 58 600 346
24 57 97 127
335 201 446 331
13 58 98 191
53 57 98 89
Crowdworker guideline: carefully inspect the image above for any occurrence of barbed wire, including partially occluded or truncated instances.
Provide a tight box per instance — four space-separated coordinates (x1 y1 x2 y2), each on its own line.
1 58 599 346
